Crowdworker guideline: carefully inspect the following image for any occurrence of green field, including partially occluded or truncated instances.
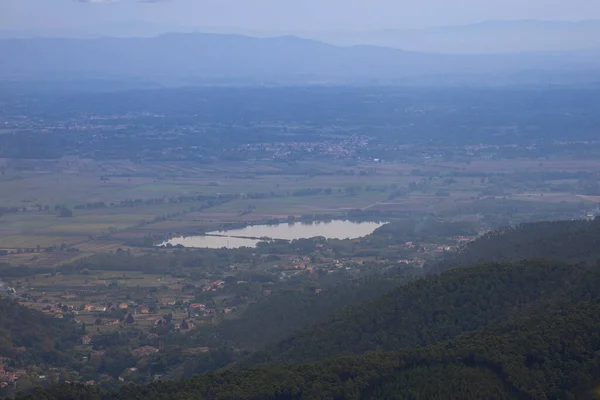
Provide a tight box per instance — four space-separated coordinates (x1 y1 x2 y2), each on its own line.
1 157 598 266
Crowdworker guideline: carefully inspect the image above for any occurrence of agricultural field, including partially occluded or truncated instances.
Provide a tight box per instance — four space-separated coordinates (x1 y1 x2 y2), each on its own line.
1 156 600 266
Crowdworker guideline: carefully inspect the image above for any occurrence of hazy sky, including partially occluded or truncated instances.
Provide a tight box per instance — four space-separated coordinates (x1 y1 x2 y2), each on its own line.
2 0 600 32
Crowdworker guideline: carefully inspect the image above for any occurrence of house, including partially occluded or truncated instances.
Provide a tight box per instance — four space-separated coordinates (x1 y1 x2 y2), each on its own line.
188 303 205 316
118 303 129 310
137 306 149 314
160 299 176 307
84 304 94 312
1 369 26 383
203 280 225 292
81 335 92 345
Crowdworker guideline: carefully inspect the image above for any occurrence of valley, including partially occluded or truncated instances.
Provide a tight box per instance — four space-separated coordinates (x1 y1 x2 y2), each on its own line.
1 84 600 399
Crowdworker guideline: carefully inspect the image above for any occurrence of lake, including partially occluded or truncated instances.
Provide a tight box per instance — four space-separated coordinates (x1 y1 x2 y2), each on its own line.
160 220 386 249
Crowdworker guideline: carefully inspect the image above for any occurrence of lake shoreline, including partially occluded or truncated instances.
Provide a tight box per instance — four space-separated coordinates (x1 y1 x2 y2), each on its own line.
159 219 387 249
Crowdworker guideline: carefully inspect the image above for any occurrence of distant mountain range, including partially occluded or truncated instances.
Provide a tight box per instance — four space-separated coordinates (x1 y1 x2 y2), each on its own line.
1 32 599 85
310 20 600 53
3 19 600 54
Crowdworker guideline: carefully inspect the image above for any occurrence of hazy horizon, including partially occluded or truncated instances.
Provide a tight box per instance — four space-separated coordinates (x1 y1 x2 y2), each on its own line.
3 0 600 71
3 0 600 34
4 0 600 54
3 18 600 55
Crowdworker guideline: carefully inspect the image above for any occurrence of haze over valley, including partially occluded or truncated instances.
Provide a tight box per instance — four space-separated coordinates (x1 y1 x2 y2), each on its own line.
3 1 600 399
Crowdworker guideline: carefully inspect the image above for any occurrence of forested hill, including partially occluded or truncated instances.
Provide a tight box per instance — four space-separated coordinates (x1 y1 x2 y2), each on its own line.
430 218 600 273
18 297 600 399
0 297 79 363
216 270 417 349
243 259 600 365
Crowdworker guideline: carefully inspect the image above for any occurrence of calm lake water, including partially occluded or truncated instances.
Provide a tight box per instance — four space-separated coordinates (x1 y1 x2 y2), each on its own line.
161 220 386 249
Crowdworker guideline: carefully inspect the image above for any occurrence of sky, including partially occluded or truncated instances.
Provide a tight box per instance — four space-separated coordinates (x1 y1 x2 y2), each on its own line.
2 0 600 34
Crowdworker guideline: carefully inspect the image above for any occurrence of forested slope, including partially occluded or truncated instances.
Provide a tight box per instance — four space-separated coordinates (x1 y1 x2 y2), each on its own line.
244 259 600 365
217 270 417 349
431 218 600 273
218 219 600 355
0 297 79 364
18 297 600 399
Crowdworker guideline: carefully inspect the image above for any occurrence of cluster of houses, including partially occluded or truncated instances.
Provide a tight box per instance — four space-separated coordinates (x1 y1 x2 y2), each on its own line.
202 280 225 292
83 304 107 312
187 303 218 318
0 361 26 385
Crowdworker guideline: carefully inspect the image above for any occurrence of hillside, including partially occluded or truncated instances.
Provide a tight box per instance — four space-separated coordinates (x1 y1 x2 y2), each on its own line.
18 297 600 399
11 219 600 398
430 218 600 273
243 259 600 365
1 33 599 84
0 297 79 363
216 270 416 349
212 219 595 351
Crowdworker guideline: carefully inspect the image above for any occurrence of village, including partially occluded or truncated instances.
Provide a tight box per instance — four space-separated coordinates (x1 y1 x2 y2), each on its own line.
6 234 468 326
0 213 484 391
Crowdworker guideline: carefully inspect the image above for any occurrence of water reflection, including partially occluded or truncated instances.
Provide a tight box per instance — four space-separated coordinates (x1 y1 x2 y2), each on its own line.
160 220 386 249
162 235 260 249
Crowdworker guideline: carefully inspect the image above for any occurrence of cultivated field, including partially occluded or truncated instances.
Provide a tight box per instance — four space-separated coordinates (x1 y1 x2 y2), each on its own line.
1 157 599 266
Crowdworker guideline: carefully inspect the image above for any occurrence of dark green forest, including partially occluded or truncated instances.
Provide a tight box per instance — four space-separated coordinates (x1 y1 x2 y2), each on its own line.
0 298 79 365
244 259 600 365
431 218 600 273
217 271 416 349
